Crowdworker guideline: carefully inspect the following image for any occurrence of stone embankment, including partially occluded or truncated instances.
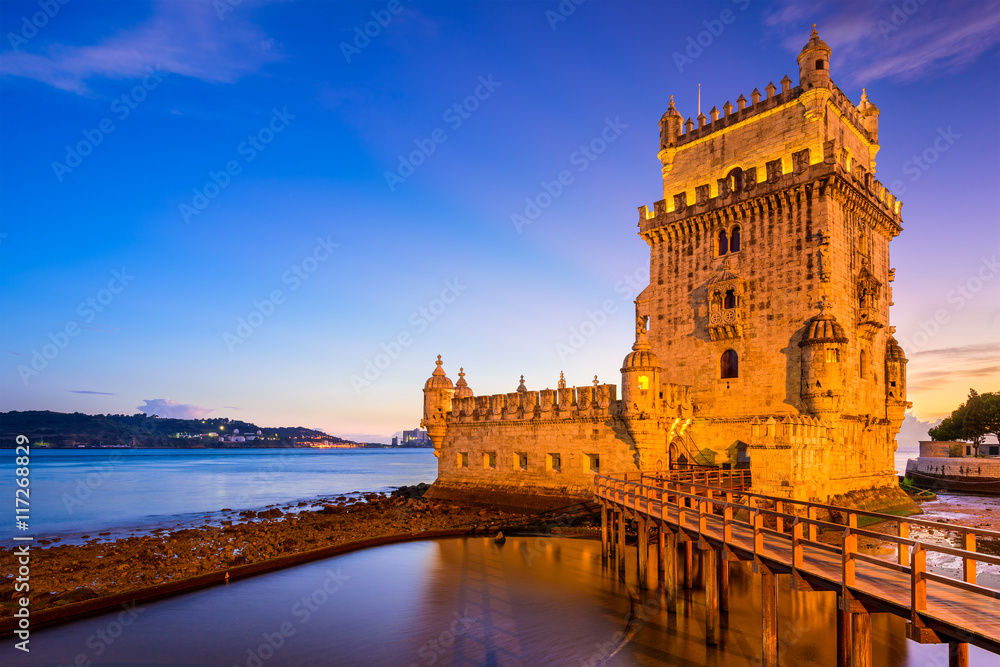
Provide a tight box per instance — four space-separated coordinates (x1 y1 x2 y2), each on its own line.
0 485 565 622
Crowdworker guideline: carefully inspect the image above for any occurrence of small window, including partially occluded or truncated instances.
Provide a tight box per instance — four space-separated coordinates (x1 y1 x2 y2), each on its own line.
587 454 600 473
730 225 741 252
826 348 839 363
721 350 739 379
860 350 868 379
724 289 736 309
484 452 496 469
547 453 561 472
458 452 468 468
515 452 528 470
726 167 744 193
816 59 824 70
638 375 649 390
989 446 999 456
718 229 729 256
966 446 972 456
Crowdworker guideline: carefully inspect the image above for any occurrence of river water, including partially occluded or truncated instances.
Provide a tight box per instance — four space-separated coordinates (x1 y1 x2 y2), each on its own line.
4 535 998 666
0 448 438 546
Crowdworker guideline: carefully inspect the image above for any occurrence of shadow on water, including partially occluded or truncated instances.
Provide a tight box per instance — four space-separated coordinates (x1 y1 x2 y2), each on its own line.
2 536 997 666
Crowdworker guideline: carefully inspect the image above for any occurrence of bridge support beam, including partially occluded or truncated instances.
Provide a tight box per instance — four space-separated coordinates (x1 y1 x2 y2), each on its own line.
684 540 694 589
617 509 626 579
837 595 851 667
600 501 608 563
851 610 871 667
704 546 719 645
656 522 665 584
719 557 730 612
761 564 778 667
637 519 649 589
949 642 969 667
840 594 872 667
664 529 677 612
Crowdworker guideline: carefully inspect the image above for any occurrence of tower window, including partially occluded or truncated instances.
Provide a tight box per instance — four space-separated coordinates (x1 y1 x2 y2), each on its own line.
726 167 744 193
484 452 496 469
638 375 649 390
826 348 839 363
515 452 528 470
816 59 824 70
730 225 741 252
718 229 729 256
724 289 736 309
860 350 868 379
720 350 739 379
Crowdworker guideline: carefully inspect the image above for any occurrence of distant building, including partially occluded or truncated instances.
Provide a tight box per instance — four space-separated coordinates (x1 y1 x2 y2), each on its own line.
402 429 430 445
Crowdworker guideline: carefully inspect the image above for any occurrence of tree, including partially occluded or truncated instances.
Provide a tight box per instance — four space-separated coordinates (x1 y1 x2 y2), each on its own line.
929 389 1000 444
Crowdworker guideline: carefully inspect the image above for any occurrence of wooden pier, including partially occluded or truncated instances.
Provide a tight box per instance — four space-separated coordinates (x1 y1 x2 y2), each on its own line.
595 471 1000 667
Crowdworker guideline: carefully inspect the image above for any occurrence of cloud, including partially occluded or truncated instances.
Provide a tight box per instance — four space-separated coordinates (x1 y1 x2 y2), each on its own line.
69 390 116 395
0 0 283 95
138 398 213 419
763 0 1000 85
907 342 1000 391
896 410 939 450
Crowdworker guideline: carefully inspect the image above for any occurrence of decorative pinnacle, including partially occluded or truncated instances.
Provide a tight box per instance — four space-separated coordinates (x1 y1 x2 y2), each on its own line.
432 355 445 375
811 23 818 39
593 375 599 386
517 375 527 392
558 371 566 389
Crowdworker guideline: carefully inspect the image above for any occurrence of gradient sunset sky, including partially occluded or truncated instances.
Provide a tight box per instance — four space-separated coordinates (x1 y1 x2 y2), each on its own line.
1 0 998 443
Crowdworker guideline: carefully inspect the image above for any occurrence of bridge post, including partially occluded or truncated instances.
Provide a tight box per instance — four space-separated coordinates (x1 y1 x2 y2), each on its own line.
761 563 778 667
719 556 729 613
601 501 608 563
683 539 694 589
836 593 851 667
851 608 871 667
704 545 719 645
617 509 627 578
664 528 677 612
949 642 969 667
637 518 649 590
657 521 666 584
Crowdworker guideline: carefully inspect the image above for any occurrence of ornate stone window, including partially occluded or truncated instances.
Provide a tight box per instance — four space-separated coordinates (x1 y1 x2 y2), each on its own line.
718 229 729 256
721 350 739 378
856 266 883 338
730 225 741 252
706 261 744 341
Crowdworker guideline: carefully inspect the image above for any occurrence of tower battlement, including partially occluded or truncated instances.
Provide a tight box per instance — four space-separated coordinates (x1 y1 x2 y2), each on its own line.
638 148 902 237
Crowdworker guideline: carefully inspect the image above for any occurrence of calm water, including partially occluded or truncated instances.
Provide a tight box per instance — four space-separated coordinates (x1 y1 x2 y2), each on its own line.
0 448 437 545
3 535 997 667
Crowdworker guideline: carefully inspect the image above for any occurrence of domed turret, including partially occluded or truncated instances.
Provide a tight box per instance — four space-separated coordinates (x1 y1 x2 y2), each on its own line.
797 24 831 90
885 336 908 400
798 308 847 416
621 315 660 417
421 355 454 457
454 367 473 398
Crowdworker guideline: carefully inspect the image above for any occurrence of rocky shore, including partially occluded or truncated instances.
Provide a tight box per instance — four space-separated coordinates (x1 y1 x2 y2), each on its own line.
0 485 551 621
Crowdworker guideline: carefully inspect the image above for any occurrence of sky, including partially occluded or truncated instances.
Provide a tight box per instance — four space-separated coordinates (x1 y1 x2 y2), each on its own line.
1 0 998 443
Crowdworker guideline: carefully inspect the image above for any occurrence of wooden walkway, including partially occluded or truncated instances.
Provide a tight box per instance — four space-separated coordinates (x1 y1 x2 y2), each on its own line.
595 471 1000 667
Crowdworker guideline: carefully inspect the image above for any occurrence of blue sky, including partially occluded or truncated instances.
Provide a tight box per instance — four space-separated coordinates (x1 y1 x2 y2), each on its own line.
1 0 998 442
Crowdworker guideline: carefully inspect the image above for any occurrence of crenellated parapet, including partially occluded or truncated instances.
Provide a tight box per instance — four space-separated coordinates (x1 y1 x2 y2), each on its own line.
638 147 902 244
449 384 620 424
749 414 832 447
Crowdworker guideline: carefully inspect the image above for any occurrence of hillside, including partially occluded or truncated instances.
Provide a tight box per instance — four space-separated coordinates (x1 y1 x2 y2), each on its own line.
0 411 396 448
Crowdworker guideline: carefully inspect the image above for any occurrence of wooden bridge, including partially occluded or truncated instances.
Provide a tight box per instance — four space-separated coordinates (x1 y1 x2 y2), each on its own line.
595 471 1000 667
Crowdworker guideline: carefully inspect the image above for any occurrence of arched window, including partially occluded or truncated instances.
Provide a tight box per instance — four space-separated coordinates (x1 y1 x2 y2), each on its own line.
859 350 868 379
724 289 736 309
730 225 741 252
721 350 739 379
718 229 729 256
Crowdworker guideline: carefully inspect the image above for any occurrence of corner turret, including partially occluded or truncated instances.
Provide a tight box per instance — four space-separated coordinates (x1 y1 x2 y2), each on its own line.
421 355 454 458
797 24 831 90
620 316 660 418
885 336 911 438
798 307 848 416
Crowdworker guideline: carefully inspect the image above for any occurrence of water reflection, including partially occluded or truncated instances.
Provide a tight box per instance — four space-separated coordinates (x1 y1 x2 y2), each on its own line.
2 536 996 666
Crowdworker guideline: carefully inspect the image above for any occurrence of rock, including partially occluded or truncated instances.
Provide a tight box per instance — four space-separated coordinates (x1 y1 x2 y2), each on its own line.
494 531 506 545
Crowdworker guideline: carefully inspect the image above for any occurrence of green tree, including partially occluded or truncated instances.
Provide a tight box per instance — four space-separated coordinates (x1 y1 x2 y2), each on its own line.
929 389 1000 444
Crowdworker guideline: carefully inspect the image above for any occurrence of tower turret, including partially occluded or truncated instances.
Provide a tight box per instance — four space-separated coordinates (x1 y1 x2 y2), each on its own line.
620 316 660 417
421 355 454 458
797 25 831 90
885 336 911 438
454 367 473 398
798 308 848 416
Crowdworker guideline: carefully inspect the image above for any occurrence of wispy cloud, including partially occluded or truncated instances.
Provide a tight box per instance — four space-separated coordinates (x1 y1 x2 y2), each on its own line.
69 389 115 395
138 398 213 419
763 0 1000 85
906 342 1000 393
0 0 283 95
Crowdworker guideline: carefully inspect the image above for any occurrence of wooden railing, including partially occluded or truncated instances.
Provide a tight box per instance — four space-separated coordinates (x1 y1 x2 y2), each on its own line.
595 472 1000 652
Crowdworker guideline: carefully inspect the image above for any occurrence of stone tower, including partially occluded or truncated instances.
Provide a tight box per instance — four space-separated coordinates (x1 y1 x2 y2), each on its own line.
636 26 910 498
